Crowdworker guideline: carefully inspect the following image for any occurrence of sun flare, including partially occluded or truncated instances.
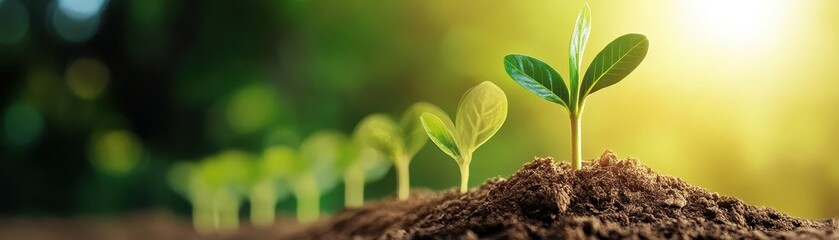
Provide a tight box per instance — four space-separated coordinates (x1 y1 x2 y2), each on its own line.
685 0 783 47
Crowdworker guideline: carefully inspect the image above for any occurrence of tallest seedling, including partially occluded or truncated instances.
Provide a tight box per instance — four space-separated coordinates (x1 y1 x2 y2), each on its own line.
503 4 649 170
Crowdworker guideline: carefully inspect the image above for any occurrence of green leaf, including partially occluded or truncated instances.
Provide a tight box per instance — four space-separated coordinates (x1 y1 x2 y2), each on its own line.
357 148 391 183
455 81 508 154
420 112 460 161
355 114 404 159
299 131 345 191
400 102 448 158
262 145 298 178
569 3 591 103
580 34 649 99
503 54 569 108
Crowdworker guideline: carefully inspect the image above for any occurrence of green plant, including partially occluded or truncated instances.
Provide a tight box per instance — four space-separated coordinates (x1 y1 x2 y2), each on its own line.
262 131 343 222
167 150 252 233
420 81 508 193
247 152 291 227
503 4 649 170
336 134 390 207
355 102 447 200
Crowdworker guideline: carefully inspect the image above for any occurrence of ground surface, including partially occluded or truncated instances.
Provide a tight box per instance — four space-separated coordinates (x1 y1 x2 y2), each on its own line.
298 150 839 239
1 151 837 239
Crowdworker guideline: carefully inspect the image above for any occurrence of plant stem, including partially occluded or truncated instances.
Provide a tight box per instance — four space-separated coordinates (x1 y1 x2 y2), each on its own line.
343 166 365 207
249 182 277 227
394 156 410 200
212 193 221 231
457 153 472 193
570 114 582 170
458 163 470 193
294 177 320 223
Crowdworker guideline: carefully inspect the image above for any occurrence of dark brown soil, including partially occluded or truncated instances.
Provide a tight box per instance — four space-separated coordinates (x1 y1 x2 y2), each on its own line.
2 151 837 239
297 150 839 239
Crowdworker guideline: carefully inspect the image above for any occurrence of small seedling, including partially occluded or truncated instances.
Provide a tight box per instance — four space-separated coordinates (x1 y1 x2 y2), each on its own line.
503 4 649 170
420 81 508 193
336 134 390 207
168 150 252 233
247 153 291 227
355 102 447 200
262 131 343 222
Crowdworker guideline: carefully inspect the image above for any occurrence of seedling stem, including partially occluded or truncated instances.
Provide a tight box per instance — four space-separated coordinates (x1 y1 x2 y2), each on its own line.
395 156 410 199
570 114 582 170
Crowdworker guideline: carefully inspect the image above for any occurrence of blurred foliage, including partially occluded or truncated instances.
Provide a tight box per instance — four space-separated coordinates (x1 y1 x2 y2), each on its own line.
1 0 839 220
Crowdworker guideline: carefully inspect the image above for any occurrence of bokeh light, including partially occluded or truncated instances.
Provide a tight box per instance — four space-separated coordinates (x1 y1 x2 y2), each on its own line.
2 102 44 148
58 0 107 20
65 58 110 100
49 0 103 43
0 0 29 45
225 83 281 135
90 130 143 176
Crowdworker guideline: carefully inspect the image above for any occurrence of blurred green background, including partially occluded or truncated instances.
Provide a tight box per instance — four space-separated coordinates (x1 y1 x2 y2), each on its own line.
1 0 838 220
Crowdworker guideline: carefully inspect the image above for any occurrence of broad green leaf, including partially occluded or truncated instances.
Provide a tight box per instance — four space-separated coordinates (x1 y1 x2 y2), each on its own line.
400 102 449 157
420 112 460 161
580 34 649 99
503 54 569 108
299 131 346 170
299 131 345 191
262 145 298 178
355 114 404 159
569 3 591 103
455 81 508 153
200 150 253 191
358 147 391 183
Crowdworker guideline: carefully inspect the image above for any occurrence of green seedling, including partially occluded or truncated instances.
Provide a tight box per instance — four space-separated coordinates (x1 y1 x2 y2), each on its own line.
167 161 210 232
335 136 390 207
263 131 343 222
247 153 291 227
503 4 649 170
420 81 508 193
355 102 447 200
168 150 252 233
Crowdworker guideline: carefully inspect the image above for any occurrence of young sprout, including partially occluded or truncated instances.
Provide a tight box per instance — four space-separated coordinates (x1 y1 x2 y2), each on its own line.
355 102 447 200
198 150 252 232
247 153 291 227
420 81 508 193
263 131 343 222
167 161 212 233
503 4 649 170
167 150 252 233
336 132 390 207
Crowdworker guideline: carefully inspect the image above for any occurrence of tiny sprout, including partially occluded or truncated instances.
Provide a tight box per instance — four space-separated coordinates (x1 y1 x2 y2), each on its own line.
263 131 343 222
336 135 390 207
355 102 447 200
167 150 252 233
420 81 508 193
247 151 291 227
503 4 649 170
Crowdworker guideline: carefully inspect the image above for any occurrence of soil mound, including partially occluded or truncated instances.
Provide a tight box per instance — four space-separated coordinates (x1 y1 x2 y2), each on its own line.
296 150 839 239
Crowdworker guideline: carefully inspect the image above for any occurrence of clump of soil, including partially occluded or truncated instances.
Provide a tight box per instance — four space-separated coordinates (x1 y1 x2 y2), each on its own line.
297 150 839 239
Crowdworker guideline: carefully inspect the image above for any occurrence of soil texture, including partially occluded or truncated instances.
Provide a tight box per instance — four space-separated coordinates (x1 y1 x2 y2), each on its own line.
2 150 837 239
297 150 839 239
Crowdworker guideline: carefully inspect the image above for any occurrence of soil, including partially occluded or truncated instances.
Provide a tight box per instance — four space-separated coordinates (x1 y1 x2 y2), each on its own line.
1 150 837 239
297 150 839 239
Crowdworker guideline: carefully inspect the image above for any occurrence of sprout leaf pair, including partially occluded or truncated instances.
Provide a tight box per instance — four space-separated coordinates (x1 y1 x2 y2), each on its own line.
262 131 343 222
355 102 447 200
503 4 649 169
421 81 508 193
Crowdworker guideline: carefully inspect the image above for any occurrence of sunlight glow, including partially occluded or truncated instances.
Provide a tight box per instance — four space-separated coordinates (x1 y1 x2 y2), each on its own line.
686 0 784 47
